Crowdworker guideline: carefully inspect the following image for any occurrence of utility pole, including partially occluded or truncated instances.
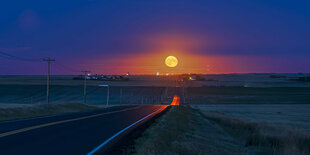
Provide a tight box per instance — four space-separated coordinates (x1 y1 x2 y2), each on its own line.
182 80 186 105
81 70 90 104
183 86 186 104
43 57 55 104
107 85 109 106
120 88 123 104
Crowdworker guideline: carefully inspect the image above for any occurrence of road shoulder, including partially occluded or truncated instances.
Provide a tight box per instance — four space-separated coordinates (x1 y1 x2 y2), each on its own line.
126 106 261 154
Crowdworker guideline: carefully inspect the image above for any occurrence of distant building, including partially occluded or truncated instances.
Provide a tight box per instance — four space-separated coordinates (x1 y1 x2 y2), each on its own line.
73 74 129 81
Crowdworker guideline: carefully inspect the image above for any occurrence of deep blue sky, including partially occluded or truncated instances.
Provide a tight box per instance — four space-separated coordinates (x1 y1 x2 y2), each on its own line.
0 0 310 74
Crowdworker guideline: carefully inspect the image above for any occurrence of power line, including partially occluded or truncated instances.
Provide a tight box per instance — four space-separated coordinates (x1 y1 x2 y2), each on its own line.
0 51 85 74
54 62 81 73
0 51 41 62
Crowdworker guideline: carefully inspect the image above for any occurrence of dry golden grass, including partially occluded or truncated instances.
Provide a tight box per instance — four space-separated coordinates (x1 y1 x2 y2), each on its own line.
202 111 310 155
128 107 254 155
0 103 99 121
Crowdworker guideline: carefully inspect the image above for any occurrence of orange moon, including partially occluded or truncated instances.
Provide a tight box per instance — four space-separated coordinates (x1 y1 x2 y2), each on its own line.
165 56 178 67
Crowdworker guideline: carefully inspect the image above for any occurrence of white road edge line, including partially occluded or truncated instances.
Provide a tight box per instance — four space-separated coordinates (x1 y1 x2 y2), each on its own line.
87 106 167 155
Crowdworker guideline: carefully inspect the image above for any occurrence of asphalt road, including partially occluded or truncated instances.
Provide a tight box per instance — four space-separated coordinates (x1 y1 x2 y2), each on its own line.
0 105 168 155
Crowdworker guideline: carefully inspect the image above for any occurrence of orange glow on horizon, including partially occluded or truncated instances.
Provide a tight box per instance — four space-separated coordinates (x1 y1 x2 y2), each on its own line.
122 51 211 74
87 50 219 74
84 33 218 74
78 33 287 75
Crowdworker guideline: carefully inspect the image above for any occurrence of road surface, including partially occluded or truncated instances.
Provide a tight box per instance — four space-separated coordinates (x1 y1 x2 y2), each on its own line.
0 105 168 155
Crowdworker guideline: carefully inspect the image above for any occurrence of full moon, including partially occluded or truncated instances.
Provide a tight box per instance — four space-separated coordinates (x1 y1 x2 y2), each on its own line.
165 56 178 67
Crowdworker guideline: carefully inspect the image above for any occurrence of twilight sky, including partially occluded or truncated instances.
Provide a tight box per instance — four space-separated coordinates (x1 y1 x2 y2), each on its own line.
0 0 310 75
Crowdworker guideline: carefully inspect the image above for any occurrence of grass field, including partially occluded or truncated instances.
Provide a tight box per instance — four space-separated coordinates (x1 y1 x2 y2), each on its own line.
129 105 310 154
193 104 310 131
0 103 100 121
185 86 310 104
1 75 310 105
2 85 310 105
200 109 310 154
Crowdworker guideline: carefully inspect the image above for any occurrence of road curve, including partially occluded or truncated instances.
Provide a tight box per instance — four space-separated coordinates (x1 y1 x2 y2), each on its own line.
0 105 168 155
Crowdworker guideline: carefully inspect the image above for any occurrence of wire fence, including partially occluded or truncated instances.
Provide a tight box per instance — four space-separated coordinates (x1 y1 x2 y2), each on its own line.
0 84 170 105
